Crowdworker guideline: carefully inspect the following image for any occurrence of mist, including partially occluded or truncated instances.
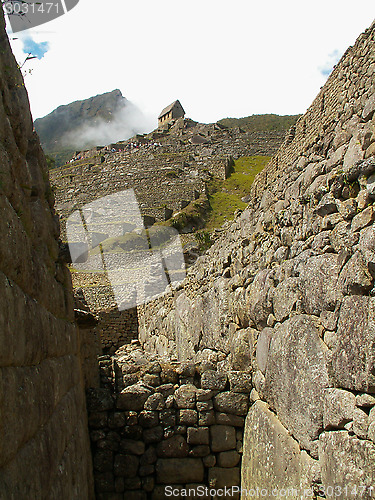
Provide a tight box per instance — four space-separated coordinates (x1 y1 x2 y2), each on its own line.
62 100 155 149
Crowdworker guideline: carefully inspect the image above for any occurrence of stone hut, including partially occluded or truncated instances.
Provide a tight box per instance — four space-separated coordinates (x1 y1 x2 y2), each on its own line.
158 99 185 127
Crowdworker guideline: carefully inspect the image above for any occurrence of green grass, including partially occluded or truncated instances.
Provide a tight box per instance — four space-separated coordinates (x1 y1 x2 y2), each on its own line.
205 155 270 230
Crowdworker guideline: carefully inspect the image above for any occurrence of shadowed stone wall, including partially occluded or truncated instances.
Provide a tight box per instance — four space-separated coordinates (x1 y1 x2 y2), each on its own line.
0 12 94 499
87 346 251 499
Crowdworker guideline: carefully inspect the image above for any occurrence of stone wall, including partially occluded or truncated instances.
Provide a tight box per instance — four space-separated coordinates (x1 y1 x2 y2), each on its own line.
94 308 139 354
71 273 139 354
0 12 94 499
138 20 375 497
49 124 285 236
87 345 251 499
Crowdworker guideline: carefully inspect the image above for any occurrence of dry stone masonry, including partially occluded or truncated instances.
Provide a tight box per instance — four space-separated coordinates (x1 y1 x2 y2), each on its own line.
138 19 375 498
88 345 251 499
0 11 94 499
49 110 287 359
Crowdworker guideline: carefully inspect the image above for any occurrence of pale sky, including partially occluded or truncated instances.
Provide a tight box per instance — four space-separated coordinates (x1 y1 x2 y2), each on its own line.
5 1 375 131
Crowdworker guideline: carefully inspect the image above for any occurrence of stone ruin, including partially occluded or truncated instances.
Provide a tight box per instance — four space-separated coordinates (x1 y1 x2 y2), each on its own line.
1 6 375 500
88 345 251 499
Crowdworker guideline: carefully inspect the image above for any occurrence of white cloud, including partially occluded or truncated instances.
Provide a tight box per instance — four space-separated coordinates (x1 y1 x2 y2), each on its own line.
6 0 375 126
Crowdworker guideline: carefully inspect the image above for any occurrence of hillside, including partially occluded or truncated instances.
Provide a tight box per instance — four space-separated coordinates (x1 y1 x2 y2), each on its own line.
218 113 300 132
34 89 148 162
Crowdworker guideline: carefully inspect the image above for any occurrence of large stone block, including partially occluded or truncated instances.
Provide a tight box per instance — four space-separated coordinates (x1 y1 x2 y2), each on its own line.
246 269 274 328
272 277 300 322
227 371 252 393
319 431 375 498
208 467 240 492
213 391 248 416
187 427 209 445
256 327 273 374
116 384 152 411
156 458 204 484
241 401 318 496
201 370 227 391
323 388 356 430
331 295 375 393
210 425 236 452
228 327 255 371
264 315 329 449
298 254 340 315
156 435 188 458
174 384 197 409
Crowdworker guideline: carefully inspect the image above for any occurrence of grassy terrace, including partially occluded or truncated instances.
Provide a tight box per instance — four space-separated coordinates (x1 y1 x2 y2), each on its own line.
205 155 271 230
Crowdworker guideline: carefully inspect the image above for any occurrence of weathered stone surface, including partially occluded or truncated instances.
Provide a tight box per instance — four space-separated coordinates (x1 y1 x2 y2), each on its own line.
196 389 215 402
174 384 196 409
227 371 252 393
156 435 188 458
208 467 240 491
337 198 357 220
315 192 337 216
242 401 318 494
138 410 159 428
143 426 164 444
331 296 375 393
201 370 227 391
203 455 216 468
362 93 375 121
155 383 175 397
217 450 240 468
196 400 213 411
330 221 358 253
187 427 209 445
117 384 152 411
246 269 274 328
264 315 329 449
87 388 114 412
298 254 340 315
215 413 244 427
272 277 300 322
144 393 165 411
338 251 373 295
351 206 375 232
356 393 375 407
120 439 145 456
228 328 255 371
323 388 356 430
178 409 198 425
343 134 365 171
213 392 248 416
156 458 204 484
256 327 273 374
319 431 375 496
140 446 157 465
114 454 139 477
356 189 371 210
198 410 216 426
210 425 236 452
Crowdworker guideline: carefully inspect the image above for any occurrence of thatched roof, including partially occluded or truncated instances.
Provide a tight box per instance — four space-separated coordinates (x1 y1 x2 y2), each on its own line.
158 100 185 119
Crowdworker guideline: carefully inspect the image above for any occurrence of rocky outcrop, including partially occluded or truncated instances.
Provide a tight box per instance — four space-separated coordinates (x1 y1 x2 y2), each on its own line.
138 19 375 496
0 11 94 499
